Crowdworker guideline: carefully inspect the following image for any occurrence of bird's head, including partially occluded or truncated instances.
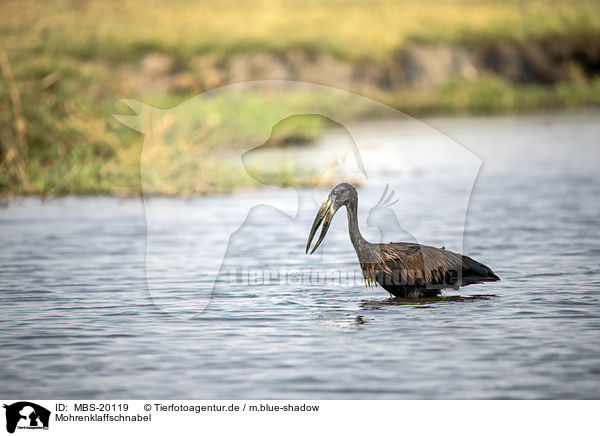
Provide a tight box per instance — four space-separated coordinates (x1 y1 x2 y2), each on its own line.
306 183 357 254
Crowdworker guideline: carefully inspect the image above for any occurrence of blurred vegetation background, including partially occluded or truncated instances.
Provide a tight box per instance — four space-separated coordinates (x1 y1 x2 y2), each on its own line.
1 0 599 196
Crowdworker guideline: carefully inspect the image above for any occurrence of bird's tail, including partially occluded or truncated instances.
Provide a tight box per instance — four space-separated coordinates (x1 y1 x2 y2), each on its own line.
461 255 500 284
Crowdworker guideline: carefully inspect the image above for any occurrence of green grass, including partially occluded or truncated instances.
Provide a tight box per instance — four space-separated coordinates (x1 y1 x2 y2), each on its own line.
3 74 598 197
1 0 600 196
383 76 600 116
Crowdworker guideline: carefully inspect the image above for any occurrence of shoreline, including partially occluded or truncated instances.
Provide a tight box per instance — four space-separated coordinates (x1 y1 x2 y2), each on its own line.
2 0 599 197
2 107 597 199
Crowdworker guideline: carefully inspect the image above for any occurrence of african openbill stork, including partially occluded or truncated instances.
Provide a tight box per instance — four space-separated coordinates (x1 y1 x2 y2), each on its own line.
306 183 500 298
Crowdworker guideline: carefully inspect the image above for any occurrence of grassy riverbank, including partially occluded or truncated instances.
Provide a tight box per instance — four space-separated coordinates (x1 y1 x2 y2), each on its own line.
6 0 600 62
1 0 599 196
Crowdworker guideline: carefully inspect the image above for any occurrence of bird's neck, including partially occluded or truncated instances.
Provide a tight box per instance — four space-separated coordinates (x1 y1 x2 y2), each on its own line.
346 201 366 250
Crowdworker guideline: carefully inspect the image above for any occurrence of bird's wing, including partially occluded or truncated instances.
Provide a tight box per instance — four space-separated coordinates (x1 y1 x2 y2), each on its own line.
383 243 461 286
362 243 498 288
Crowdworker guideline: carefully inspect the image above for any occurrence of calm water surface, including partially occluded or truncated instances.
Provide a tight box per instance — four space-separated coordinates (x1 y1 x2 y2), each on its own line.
1 111 599 399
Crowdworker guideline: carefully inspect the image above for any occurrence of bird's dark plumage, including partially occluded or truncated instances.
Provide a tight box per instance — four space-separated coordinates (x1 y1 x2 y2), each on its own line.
306 183 500 298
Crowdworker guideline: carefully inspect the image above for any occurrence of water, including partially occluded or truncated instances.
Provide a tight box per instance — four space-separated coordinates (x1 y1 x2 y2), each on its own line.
1 110 599 399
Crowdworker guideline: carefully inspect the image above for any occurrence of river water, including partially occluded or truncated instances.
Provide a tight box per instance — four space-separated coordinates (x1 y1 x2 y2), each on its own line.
1 110 599 399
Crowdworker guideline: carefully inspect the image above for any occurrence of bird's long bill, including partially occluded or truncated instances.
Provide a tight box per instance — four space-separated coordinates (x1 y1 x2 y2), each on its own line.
306 197 336 255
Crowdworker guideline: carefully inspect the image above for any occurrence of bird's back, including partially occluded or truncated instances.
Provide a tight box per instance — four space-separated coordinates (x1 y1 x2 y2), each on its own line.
358 242 499 297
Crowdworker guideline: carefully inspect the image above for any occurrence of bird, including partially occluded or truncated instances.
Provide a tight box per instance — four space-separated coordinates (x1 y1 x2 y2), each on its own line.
366 184 419 246
306 183 500 298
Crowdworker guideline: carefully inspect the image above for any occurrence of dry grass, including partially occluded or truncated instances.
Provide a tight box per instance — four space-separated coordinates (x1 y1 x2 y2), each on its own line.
1 0 599 196
3 0 599 61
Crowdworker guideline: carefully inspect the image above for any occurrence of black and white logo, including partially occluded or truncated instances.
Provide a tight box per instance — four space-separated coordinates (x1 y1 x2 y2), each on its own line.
3 402 50 434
